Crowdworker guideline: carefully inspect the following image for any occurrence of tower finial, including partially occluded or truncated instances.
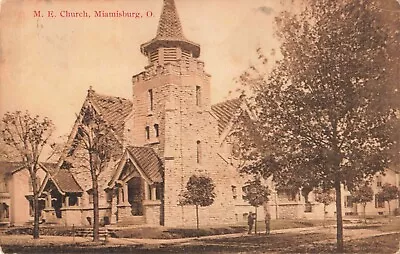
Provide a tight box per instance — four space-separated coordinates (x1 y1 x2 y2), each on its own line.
88 86 94 97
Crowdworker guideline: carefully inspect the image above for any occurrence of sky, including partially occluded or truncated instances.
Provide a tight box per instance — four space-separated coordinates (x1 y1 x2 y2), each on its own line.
0 0 297 138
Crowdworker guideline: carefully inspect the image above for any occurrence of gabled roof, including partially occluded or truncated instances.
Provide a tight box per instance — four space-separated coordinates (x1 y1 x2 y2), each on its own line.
109 146 164 186
41 164 83 194
0 161 24 176
0 161 58 176
88 89 132 141
211 98 243 134
126 146 164 183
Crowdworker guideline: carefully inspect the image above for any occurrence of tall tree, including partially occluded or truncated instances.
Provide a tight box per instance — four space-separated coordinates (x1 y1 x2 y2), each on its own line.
314 188 335 227
180 175 216 231
377 183 399 215
238 0 399 251
242 177 270 234
68 105 121 242
351 184 374 223
1 111 54 239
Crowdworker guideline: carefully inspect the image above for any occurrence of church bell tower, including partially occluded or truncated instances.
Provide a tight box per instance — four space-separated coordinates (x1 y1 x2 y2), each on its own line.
131 0 234 227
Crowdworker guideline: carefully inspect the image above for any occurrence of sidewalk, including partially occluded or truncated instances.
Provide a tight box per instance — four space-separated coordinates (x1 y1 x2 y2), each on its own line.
0 225 398 248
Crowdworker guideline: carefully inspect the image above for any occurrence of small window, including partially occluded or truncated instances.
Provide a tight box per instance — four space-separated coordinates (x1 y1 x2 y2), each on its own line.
148 185 152 200
106 191 112 203
231 185 237 200
375 194 384 208
145 126 150 140
148 89 154 111
196 86 201 106
376 175 382 187
69 195 78 206
156 185 162 200
154 124 159 137
242 185 249 200
344 195 353 208
196 140 201 164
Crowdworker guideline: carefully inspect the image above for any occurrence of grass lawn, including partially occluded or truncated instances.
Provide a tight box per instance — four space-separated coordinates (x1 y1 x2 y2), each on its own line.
112 218 335 238
4 232 399 253
255 218 336 232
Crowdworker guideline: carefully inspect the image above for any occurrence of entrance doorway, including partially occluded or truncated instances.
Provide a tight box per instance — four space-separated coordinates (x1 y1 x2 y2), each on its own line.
127 177 143 216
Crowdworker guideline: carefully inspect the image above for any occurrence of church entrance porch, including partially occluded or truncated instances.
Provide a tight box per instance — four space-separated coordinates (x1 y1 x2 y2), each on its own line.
109 147 164 226
115 177 145 225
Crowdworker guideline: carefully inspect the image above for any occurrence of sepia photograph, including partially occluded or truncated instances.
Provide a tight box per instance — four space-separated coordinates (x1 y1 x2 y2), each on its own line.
0 0 399 253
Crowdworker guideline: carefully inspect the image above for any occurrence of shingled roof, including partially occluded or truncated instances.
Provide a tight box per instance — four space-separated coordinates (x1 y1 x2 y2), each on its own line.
0 161 23 176
141 0 200 57
43 164 83 193
88 89 132 141
126 146 164 183
211 98 243 134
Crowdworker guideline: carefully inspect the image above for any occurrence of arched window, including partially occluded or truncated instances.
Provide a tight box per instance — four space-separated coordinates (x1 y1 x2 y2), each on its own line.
154 124 159 137
148 89 154 111
196 86 201 106
196 140 201 164
145 126 150 140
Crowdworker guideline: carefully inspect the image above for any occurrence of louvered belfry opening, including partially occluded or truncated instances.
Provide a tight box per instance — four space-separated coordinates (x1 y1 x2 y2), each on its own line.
163 48 177 63
141 0 200 65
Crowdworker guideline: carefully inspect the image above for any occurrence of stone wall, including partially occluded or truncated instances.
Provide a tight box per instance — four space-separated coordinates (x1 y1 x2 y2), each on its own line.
131 60 236 227
143 200 161 225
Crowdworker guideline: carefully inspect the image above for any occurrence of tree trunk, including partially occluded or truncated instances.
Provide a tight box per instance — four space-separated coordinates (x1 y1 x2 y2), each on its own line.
334 179 344 252
363 204 367 224
92 177 100 242
195 205 199 231
387 201 391 216
255 206 257 234
275 193 278 219
323 204 326 228
31 172 40 239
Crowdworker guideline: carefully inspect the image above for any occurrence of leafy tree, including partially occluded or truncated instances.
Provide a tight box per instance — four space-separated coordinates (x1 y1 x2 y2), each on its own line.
242 177 269 234
377 183 399 215
180 175 216 230
66 105 121 242
238 0 399 251
351 184 374 223
314 188 335 227
1 111 54 239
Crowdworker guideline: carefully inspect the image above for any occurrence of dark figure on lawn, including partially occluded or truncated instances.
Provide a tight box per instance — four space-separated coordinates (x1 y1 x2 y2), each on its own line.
248 212 255 234
265 211 271 235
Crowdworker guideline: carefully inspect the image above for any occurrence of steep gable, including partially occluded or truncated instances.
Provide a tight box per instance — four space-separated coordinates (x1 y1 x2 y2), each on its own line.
88 90 132 141
211 98 243 135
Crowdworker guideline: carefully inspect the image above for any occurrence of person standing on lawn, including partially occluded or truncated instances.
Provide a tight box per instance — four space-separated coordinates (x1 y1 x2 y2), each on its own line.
265 211 271 235
248 212 255 234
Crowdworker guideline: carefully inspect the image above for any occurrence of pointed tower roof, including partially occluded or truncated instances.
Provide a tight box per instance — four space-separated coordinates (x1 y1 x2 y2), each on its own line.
156 0 185 39
141 0 200 58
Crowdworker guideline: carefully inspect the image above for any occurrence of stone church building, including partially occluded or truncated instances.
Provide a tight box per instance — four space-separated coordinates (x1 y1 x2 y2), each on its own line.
0 0 399 227
44 0 241 227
